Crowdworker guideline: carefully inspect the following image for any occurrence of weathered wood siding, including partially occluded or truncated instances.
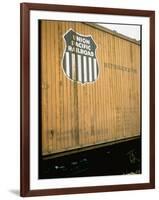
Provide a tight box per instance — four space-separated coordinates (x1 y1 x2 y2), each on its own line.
40 20 140 156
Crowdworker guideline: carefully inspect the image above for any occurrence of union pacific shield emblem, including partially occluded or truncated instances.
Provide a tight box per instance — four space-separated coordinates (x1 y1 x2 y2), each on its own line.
62 29 99 84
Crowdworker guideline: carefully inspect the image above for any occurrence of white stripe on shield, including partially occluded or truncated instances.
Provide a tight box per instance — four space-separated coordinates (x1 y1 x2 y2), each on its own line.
66 52 70 77
88 57 92 82
83 56 87 83
71 53 76 80
77 55 82 82
93 58 97 80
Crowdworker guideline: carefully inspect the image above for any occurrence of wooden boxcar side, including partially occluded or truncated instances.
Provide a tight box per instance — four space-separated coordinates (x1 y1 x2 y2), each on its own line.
40 21 140 157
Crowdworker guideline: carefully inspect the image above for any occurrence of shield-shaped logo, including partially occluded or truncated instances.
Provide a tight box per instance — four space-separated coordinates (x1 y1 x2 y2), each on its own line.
62 29 99 84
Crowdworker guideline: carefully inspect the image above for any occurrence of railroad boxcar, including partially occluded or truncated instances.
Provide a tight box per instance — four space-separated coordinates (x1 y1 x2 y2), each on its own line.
39 21 140 159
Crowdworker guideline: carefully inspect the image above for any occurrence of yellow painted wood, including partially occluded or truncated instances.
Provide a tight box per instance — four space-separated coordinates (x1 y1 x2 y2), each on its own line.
40 21 141 156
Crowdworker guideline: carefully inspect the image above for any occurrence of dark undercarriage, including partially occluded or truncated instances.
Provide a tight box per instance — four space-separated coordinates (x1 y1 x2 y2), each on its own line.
39 138 141 179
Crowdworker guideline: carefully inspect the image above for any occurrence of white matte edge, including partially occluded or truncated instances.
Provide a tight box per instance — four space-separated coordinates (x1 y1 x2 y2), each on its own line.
30 10 150 190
